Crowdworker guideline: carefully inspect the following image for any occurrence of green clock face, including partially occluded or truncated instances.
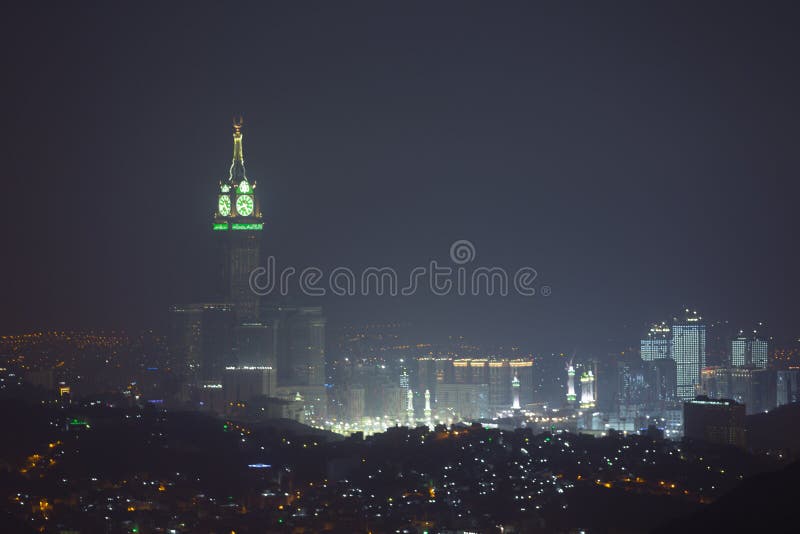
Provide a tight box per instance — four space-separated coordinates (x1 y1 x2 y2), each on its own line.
218 195 231 216
236 194 254 217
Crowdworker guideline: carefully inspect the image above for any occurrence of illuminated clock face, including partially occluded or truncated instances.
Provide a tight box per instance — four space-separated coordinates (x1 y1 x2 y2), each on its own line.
218 195 231 216
236 195 254 217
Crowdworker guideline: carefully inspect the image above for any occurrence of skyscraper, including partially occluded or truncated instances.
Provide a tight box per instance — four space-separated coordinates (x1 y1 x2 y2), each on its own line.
751 339 768 369
641 322 671 362
269 304 328 421
731 334 769 368
731 336 748 367
270 305 326 387
672 309 706 400
169 303 236 385
213 118 264 322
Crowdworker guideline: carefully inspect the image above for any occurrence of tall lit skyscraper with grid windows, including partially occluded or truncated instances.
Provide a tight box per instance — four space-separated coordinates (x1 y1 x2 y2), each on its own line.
641 322 671 362
672 310 706 400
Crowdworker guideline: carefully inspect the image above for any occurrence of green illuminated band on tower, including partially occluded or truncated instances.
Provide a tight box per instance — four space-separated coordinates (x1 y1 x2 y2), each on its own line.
231 223 263 230
213 222 230 231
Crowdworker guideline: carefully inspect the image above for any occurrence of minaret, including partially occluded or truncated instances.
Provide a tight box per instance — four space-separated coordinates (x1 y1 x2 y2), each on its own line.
213 117 264 322
406 389 415 426
424 389 432 428
566 363 577 405
511 375 521 410
580 368 596 409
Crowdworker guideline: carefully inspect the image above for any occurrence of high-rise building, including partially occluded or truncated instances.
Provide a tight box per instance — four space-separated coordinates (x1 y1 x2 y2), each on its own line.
731 336 747 367
270 305 326 387
647 357 677 402
732 335 769 368
222 366 276 405
777 368 800 407
641 322 671 362
683 396 746 448
751 338 769 369
381 386 405 421
169 303 236 385
269 304 327 422
436 383 489 421
751 368 777 413
672 309 706 400
213 118 264 322
399 367 410 391
701 365 777 415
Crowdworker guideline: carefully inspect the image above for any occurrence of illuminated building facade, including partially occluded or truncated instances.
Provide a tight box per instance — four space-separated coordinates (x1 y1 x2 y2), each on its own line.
641 322 671 362
672 310 706 400
731 335 768 368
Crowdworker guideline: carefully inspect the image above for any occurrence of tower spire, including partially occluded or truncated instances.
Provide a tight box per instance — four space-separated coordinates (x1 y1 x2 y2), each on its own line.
229 115 247 183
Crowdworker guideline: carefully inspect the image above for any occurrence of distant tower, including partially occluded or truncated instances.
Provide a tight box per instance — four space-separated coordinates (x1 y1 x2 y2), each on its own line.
213 117 264 322
511 375 521 410
580 368 596 409
400 368 410 391
672 309 706 400
424 389 433 427
406 389 415 426
732 331 768 369
566 363 577 405
641 322 671 361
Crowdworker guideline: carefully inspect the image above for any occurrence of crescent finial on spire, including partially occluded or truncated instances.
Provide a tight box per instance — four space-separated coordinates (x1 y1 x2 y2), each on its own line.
229 115 246 182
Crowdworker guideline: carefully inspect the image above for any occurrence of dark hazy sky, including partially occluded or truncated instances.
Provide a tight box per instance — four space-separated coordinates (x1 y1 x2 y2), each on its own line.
2 1 798 352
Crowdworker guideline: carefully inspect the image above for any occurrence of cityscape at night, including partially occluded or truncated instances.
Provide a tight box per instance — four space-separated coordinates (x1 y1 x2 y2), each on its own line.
2 2 800 533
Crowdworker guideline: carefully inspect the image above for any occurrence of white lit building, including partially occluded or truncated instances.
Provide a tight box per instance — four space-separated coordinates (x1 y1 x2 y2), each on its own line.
672 309 706 400
641 322 671 362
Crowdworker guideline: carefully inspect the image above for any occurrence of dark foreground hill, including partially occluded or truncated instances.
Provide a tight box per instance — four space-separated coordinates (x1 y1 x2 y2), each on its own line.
653 460 800 533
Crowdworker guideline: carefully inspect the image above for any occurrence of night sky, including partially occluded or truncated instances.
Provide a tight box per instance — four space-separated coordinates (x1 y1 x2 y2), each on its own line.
3 1 798 352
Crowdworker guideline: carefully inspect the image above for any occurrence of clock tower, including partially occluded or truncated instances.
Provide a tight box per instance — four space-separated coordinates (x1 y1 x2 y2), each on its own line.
213 117 264 321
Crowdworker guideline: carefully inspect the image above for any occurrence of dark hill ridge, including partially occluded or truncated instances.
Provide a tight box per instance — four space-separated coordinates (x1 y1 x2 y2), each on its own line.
653 460 800 533
746 402 800 452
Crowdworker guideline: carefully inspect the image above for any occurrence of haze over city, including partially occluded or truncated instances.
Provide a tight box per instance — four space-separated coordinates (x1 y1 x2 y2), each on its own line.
1 2 799 533
4 2 799 352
